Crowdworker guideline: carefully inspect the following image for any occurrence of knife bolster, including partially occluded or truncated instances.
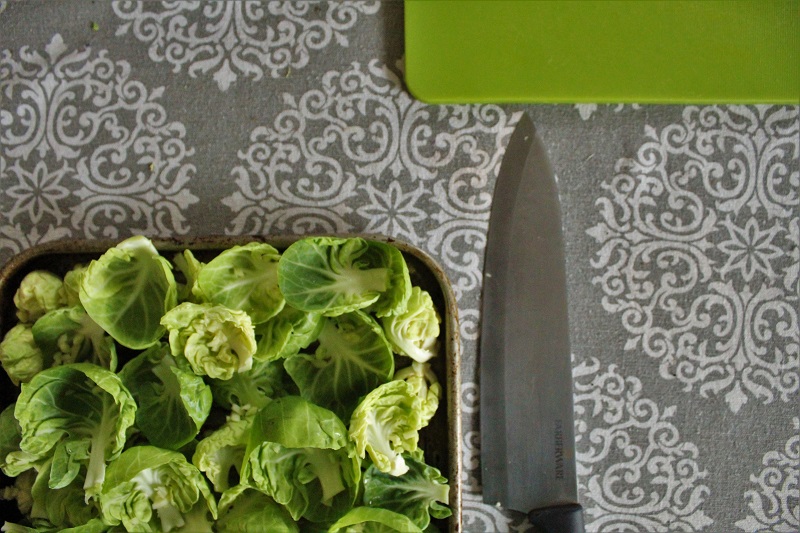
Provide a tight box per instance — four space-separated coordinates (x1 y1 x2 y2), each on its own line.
529 503 585 533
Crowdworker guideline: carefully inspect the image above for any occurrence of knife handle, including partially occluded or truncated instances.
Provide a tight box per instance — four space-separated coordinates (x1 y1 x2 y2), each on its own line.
529 503 585 533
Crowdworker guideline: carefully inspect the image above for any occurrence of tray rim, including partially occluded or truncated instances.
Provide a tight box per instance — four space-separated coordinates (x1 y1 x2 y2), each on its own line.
0 233 463 532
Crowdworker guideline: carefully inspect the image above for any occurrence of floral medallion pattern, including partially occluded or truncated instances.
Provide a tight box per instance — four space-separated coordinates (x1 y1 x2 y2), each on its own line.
112 1 381 91
573 357 713 532
221 59 515 302
735 417 800 532
587 105 799 413
0 34 198 264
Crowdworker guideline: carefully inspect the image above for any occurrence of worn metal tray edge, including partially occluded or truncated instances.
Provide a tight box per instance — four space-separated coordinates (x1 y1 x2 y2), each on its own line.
0 234 463 532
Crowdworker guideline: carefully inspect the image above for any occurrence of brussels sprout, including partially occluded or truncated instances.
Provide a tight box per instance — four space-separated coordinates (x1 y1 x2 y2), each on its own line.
381 286 440 363
13 270 65 324
348 380 424 476
161 302 257 380
0 324 43 385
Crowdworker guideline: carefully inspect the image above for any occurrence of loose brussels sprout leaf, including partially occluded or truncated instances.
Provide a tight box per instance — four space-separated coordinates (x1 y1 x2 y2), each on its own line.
99 445 217 533
278 237 409 317
366 241 412 318
29 461 101 529
253 305 323 362
284 311 394 420
161 302 257 380
393 362 441 427
0 404 22 471
79 235 177 350
209 357 296 411
32 306 117 371
241 396 360 523
173 249 204 304
13 363 137 497
348 380 424 476
0 324 44 386
327 506 424 533
381 287 440 363
195 242 284 324
217 485 298 533
363 454 451 530
13 270 65 324
192 405 255 493
119 343 212 450
0 403 40 478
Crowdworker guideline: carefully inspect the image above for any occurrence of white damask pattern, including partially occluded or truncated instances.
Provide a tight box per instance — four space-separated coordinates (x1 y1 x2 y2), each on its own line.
112 1 381 91
221 59 515 301
735 417 800 532
587 106 799 413
574 357 713 532
0 34 198 263
575 103 642 121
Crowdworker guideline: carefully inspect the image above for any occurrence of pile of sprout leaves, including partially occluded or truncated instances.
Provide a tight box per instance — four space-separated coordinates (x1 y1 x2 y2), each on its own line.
0 236 452 533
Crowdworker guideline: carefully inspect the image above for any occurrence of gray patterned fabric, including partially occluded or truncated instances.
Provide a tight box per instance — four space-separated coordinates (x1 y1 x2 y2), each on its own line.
1 2 797 532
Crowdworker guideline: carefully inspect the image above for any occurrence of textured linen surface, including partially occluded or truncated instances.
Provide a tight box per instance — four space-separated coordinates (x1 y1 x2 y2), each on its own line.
1 2 798 532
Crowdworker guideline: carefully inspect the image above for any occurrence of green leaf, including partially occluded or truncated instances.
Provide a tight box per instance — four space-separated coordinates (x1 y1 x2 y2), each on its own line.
195 242 284 324
348 380 424 476
278 237 409 317
79 236 177 350
100 445 217 533
119 343 212 450
14 363 136 497
209 357 297 411
253 305 323 362
1 404 40 477
30 460 101 528
393 362 442 427
241 396 360 523
216 485 298 533
327 507 424 533
363 454 451 529
172 249 204 304
192 406 255 493
284 311 394 420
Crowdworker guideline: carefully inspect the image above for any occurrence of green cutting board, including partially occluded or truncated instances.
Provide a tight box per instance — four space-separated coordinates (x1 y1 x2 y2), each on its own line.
404 0 799 104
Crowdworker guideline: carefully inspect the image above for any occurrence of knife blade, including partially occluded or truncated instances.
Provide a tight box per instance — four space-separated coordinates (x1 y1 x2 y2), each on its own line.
479 112 584 532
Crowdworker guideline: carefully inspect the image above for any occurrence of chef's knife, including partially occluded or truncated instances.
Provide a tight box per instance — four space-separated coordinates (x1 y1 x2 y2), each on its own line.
480 113 584 533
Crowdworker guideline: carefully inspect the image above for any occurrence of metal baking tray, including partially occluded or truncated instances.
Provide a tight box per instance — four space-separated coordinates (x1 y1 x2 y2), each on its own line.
0 235 462 532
